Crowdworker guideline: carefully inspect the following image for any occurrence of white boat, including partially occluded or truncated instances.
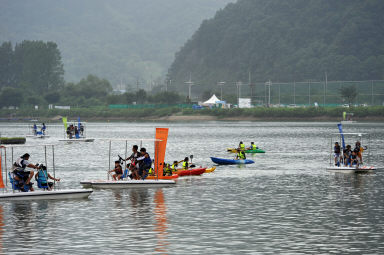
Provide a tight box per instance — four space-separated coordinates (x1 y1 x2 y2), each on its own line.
0 144 93 201
326 125 376 173
80 179 175 189
81 129 175 189
26 123 50 138
341 112 356 124
340 120 356 124
60 117 94 142
0 189 92 201
326 165 376 173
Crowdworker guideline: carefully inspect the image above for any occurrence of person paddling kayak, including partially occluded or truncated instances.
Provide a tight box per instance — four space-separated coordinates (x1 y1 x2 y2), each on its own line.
235 148 246 160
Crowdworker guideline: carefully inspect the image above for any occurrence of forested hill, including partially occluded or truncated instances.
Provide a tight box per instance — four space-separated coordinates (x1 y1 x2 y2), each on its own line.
0 0 233 86
168 0 384 91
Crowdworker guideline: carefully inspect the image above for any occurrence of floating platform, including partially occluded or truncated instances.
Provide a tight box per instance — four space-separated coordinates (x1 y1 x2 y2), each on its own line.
80 179 175 189
0 189 93 201
326 165 376 173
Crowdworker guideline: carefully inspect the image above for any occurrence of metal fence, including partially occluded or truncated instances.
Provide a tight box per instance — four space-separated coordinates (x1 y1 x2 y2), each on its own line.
236 80 384 106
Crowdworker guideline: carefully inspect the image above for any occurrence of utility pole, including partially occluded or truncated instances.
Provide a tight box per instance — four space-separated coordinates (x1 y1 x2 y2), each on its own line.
248 71 254 100
324 72 327 106
293 81 296 105
265 80 271 107
308 80 311 106
185 73 194 101
217 81 225 100
236 81 242 105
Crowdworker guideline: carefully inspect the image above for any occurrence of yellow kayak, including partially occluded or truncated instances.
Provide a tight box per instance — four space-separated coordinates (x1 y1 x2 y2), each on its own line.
205 167 216 173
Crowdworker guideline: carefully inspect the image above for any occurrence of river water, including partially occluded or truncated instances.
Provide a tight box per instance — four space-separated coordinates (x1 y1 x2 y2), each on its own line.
0 121 384 254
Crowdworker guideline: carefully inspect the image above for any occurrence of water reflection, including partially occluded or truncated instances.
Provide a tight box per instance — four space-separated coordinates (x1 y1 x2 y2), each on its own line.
0 205 3 254
154 189 169 254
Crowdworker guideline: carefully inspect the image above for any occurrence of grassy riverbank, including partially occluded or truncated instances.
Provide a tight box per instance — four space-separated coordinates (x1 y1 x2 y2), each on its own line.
0 106 383 122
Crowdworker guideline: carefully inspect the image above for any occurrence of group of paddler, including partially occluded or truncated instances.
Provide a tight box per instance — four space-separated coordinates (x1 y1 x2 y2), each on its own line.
235 141 258 160
334 140 366 167
7 152 60 192
108 145 195 180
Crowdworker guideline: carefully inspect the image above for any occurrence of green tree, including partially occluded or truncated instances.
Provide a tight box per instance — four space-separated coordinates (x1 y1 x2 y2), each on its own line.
14 40 64 91
0 42 15 88
339 85 358 107
44 91 61 104
0 87 23 107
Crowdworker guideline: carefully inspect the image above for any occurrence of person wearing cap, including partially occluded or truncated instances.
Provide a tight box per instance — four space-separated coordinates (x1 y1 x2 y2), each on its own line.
12 153 38 191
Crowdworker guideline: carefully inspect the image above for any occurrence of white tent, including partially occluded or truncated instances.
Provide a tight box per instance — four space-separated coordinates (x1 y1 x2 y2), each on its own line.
202 94 221 106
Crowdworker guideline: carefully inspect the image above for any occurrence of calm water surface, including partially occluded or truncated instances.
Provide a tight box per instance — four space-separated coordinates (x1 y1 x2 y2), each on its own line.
0 121 384 254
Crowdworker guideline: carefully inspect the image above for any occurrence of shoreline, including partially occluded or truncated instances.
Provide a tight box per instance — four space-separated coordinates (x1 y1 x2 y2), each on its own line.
1 114 384 122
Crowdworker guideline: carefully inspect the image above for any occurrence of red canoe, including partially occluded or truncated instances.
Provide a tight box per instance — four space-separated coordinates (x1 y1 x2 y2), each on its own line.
176 168 206 176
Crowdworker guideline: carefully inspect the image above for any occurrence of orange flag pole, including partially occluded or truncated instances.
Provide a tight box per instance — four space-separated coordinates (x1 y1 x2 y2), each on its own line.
0 151 4 188
154 128 169 177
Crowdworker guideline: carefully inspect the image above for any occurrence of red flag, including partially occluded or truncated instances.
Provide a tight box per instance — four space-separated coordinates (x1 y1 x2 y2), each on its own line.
154 128 169 177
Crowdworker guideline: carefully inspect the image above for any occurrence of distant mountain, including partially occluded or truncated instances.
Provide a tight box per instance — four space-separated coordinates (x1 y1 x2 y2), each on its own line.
168 0 384 92
0 0 233 87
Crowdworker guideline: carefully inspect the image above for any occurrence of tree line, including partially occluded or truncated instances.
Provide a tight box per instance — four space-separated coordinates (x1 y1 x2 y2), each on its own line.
168 0 384 92
0 40 190 108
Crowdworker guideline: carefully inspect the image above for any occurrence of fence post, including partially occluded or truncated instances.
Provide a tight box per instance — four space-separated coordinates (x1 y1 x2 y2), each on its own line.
371 80 374 105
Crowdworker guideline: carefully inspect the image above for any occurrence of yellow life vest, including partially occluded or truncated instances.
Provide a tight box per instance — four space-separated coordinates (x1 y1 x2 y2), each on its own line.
182 161 188 169
240 143 245 150
252 144 257 150
148 168 153 175
237 151 245 159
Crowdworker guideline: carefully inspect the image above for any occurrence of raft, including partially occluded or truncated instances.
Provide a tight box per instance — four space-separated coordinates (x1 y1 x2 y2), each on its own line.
176 168 206 176
227 148 265 153
210 157 255 165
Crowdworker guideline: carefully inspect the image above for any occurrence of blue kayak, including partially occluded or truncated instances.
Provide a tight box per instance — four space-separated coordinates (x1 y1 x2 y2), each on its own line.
210 157 254 165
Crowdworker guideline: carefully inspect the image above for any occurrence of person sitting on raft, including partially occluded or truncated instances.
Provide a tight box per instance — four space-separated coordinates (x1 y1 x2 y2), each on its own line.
247 142 257 150
12 153 39 191
354 141 365 164
236 148 246 160
334 142 341 166
238 141 245 151
163 163 173 176
35 165 60 190
137 148 152 179
182 157 190 169
343 145 352 166
33 124 37 135
350 150 359 168
109 160 123 180
171 161 179 173
41 123 46 134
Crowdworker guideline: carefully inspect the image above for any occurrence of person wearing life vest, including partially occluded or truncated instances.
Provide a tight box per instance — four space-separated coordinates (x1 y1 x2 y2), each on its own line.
12 153 39 191
137 148 152 179
164 163 173 176
148 167 154 176
171 161 179 173
182 157 189 169
236 149 246 160
35 165 60 190
247 142 257 150
239 141 245 151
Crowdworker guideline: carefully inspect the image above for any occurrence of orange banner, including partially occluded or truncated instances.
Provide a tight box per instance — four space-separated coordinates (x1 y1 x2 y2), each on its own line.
0 154 4 188
154 128 169 177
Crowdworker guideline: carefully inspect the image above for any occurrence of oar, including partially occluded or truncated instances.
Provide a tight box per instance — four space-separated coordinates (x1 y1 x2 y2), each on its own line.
189 155 196 168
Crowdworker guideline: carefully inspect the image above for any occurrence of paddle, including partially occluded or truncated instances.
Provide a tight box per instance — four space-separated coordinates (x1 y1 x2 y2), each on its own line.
189 155 196 168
